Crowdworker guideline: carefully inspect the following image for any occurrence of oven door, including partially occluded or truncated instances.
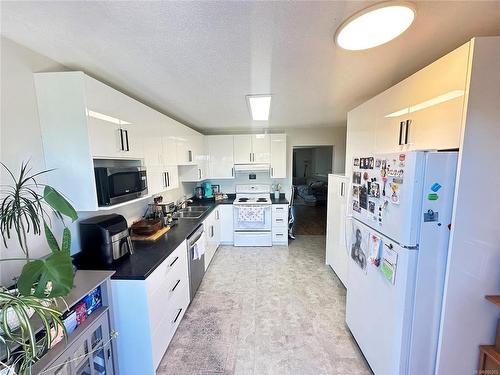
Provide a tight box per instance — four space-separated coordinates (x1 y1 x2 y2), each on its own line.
105 167 148 205
233 204 272 231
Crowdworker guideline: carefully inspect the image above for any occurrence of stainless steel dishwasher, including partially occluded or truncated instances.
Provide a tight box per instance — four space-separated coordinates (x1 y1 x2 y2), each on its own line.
187 224 205 302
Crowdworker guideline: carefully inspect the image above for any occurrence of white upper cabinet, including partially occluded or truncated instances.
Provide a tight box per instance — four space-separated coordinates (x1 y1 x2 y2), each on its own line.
233 135 253 163
404 42 470 151
270 134 287 178
84 75 144 159
233 134 270 163
251 134 271 163
34 71 199 210
207 135 234 179
347 40 472 173
375 81 411 153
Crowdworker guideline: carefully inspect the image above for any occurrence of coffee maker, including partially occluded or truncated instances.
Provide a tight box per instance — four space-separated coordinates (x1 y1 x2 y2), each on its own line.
79 214 134 266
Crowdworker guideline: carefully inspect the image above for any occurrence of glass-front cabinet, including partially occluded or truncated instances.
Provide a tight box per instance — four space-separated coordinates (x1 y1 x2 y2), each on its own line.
45 311 113 375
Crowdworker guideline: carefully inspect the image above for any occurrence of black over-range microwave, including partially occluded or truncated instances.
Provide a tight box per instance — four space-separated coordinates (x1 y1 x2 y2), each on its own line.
94 166 148 206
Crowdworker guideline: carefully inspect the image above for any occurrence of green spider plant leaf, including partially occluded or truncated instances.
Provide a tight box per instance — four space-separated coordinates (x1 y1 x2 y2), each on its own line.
17 252 74 298
43 186 77 222
61 227 71 253
44 222 60 253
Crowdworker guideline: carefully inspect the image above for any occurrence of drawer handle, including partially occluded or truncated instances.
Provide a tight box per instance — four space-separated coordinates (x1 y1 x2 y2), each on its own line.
276 207 284 210
275 219 284 222
169 256 179 267
276 233 284 237
172 308 183 324
171 279 181 292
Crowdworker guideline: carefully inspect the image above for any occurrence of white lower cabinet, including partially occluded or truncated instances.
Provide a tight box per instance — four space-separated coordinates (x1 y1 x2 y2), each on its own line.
272 204 288 245
203 208 221 270
219 205 234 244
111 241 189 375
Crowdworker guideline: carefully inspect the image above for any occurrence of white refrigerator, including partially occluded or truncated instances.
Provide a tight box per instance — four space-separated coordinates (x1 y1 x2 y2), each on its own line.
345 151 458 375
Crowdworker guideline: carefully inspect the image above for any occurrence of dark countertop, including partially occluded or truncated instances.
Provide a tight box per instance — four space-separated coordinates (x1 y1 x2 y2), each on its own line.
270 193 289 205
77 193 288 281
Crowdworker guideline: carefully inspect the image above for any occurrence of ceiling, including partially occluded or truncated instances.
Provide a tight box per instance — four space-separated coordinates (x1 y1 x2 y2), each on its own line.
1 1 500 132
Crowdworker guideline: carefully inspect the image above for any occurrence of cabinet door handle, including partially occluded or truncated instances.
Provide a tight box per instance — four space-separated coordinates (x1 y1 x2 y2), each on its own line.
211 225 214 237
398 121 404 145
124 130 130 151
167 171 170 187
198 169 201 180
405 119 411 145
340 182 345 197
188 150 193 162
163 172 167 187
172 308 183 324
169 256 179 267
249 153 252 162
216 210 219 220
119 128 124 151
271 167 274 177
171 279 181 292
231 167 234 177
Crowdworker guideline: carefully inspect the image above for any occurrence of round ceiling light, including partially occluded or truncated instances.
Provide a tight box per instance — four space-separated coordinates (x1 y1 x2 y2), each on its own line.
335 2 416 51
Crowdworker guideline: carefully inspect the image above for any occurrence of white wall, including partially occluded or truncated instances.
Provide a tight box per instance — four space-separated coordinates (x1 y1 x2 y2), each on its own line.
0 37 71 284
0 38 191 284
436 37 500 375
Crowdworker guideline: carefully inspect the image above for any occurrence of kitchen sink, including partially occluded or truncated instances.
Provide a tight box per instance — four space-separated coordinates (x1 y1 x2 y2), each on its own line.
174 206 209 219
179 206 208 212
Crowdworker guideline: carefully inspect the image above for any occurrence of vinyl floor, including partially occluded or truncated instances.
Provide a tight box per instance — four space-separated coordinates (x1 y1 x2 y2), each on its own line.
157 235 371 375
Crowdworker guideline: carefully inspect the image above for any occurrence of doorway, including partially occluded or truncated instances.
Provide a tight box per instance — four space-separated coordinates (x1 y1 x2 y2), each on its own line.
291 146 333 235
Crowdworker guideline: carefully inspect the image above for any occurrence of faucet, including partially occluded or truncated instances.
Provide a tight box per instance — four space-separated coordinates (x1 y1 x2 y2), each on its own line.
175 196 193 211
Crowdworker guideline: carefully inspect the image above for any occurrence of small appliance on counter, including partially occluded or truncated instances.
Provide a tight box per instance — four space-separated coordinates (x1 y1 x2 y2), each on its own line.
79 214 133 266
202 181 213 198
194 186 204 200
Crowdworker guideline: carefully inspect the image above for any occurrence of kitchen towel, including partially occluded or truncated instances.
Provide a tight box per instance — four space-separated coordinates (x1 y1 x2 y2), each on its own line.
193 232 206 260
237 206 265 223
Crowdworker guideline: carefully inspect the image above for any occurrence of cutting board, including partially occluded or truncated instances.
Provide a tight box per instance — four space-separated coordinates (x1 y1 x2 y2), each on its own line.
131 226 171 241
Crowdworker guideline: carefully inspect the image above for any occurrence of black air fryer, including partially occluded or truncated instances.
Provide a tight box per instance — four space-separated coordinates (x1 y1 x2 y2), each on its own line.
79 214 134 266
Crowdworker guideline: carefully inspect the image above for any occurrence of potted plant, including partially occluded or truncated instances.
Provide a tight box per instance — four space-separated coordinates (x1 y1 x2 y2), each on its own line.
0 161 77 374
272 183 282 200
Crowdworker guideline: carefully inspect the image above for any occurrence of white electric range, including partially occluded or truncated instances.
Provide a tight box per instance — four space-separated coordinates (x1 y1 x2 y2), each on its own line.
233 185 272 246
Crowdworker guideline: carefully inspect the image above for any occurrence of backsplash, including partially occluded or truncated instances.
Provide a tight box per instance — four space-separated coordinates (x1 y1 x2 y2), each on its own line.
206 172 289 197
69 185 193 255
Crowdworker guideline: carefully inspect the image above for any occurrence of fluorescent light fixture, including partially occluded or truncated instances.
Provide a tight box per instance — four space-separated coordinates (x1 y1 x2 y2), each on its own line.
385 90 464 118
246 95 271 121
87 109 131 125
335 2 416 51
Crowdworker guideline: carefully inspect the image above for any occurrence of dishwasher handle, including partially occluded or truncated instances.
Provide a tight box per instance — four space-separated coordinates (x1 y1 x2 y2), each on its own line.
187 224 204 247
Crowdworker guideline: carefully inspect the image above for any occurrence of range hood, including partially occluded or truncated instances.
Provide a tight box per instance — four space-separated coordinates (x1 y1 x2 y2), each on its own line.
233 163 270 173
